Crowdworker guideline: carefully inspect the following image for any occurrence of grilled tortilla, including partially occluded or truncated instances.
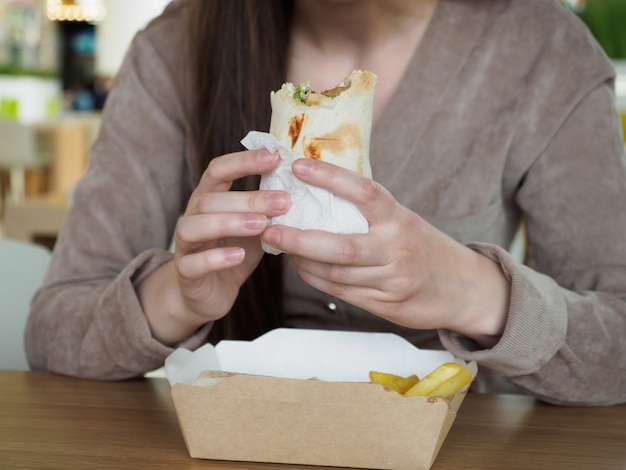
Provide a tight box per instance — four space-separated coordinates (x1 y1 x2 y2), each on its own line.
269 70 377 178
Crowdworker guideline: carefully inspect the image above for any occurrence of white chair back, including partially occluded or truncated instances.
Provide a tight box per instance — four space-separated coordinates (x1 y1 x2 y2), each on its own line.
0 237 51 370
0 119 50 205
0 119 42 167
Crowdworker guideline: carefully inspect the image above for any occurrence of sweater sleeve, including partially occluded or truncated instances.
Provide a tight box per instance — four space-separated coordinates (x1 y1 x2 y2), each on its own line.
25 3 211 380
440 81 626 406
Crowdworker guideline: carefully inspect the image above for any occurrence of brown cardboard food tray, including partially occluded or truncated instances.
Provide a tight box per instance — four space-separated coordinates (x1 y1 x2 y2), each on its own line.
165 329 476 470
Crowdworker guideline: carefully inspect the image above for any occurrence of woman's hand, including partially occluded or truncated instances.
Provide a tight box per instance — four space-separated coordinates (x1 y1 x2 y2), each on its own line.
138 149 290 345
262 158 510 344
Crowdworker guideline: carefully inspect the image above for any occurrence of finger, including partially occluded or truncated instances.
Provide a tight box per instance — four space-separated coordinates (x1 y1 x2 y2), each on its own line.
176 213 267 245
295 265 389 307
197 149 280 193
196 190 290 217
295 265 423 328
177 247 245 280
292 255 382 289
262 225 388 266
291 158 396 222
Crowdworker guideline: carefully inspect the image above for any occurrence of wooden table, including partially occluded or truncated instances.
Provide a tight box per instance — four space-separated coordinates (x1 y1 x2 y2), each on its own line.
1 370 625 469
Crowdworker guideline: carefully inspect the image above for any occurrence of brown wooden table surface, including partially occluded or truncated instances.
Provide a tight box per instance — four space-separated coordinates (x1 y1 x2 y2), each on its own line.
1 370 625 469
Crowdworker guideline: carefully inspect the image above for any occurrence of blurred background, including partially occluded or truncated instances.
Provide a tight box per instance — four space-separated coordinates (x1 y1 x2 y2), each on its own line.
561 0 626 140
0 0 169 247
0 0 624 249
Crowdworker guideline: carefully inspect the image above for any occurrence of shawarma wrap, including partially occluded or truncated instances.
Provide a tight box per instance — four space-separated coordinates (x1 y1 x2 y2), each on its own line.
269 69 376 178
240 70 378 255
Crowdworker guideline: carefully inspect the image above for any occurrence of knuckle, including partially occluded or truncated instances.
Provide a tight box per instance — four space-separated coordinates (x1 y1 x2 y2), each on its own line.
326 282 347 299
196 192 215 212
360 178 384 203
384 287 407 305
290 232 304 254
337 239 360 264
326 264 348 284
176 260 193 281
202 158 232 189
248 192 262 212
385 272 414 303
175 218 193 243
199 251 213 274
202 160 218 182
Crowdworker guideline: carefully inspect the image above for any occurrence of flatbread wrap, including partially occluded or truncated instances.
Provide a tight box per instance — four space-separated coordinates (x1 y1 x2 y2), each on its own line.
240 70 378 255
269 69 376 178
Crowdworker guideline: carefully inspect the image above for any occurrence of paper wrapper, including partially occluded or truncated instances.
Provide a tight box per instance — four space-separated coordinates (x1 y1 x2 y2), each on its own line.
241 131 369 255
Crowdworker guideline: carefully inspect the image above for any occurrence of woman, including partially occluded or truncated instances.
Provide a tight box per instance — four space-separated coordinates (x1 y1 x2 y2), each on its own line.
26 0 626 405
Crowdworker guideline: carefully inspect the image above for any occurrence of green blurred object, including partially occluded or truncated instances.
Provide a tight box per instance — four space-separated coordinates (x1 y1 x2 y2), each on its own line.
563 0 626 59
45 96 60 120
0 67 57 79
0 98 19 120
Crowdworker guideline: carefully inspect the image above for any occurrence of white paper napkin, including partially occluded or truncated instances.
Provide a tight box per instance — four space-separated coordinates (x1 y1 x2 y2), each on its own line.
164 328 478 385
241 131 369 255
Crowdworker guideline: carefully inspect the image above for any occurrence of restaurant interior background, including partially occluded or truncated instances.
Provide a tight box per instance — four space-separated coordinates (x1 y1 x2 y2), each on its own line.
0 0 169 247
0 0 625 251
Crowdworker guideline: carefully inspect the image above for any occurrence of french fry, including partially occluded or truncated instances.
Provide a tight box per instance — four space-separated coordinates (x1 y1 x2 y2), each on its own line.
369 371 419 394
369 362 472 399
391 374 420 394
403 362 472 398
369 370 404 385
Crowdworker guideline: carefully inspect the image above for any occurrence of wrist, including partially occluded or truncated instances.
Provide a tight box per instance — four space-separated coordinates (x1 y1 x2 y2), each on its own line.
137 260 209 345
450 249 511 347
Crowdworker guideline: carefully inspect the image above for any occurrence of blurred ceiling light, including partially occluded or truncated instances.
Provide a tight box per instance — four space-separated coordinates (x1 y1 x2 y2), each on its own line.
47 0 107 22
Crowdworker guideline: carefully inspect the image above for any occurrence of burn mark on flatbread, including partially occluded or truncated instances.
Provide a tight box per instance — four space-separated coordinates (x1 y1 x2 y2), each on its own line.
302 122 364 174
288 113 306 149
304 140 322 161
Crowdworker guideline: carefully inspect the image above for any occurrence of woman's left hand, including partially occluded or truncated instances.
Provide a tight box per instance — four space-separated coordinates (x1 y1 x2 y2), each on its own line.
262 158 511 343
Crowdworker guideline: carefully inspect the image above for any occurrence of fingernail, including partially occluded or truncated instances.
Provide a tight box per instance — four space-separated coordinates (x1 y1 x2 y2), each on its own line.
268 192 290 211
257 150 277 163
264 226 281 246
244 214 267 230
224 247 245 264
293 158 314 176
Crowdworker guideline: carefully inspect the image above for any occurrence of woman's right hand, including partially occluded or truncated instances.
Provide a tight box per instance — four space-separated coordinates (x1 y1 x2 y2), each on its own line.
137 149 290 345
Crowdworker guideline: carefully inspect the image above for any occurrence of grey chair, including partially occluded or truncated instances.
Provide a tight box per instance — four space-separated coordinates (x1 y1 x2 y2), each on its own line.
0 237 51 370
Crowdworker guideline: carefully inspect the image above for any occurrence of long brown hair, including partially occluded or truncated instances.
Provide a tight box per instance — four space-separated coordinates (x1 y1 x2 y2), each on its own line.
185 0 293 342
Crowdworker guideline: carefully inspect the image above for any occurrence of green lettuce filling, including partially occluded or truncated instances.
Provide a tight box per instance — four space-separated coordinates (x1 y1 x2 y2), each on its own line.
293 81 311 103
